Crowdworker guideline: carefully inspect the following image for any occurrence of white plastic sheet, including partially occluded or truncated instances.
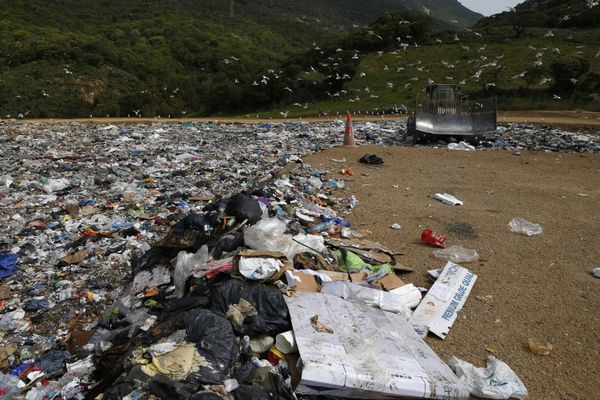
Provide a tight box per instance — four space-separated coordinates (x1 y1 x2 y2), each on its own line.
449 356 528 399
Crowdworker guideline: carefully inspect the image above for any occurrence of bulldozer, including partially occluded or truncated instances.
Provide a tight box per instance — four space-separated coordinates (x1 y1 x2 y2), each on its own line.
407 84 497 143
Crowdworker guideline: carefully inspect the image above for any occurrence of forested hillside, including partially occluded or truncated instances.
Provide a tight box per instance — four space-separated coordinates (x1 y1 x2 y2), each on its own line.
0 0 480 118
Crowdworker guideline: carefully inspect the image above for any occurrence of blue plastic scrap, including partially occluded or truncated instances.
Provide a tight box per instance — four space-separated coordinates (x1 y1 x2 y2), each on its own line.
0 252 18 279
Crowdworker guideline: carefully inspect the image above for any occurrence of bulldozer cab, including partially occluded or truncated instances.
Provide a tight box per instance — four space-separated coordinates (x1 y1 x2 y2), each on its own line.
426 84 466 104
409 84 496 141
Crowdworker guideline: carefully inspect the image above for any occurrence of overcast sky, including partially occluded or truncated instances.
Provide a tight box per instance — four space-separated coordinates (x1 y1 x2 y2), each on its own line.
458 0 524 16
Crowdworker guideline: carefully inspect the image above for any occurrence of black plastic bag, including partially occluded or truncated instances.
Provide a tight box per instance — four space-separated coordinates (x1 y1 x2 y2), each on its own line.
225 193 262 225
210 280 291 336
151 296 210 315
232 385 273 400
148 375 195 399
359 154 384 165
184 309 239 385
211 230 244 258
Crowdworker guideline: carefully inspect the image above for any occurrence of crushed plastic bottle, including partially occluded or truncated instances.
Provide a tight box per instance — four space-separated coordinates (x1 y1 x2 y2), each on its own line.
508 218 543 236
433 245 479 263
528 338 553 356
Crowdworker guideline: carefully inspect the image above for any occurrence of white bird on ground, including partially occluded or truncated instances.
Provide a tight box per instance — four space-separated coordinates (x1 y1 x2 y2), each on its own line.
64 68 73 75
42 90 50 97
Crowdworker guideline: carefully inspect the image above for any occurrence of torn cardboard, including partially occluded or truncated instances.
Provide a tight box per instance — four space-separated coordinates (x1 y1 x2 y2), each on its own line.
409 262 477 340
285 270 321 292
286 292 470 399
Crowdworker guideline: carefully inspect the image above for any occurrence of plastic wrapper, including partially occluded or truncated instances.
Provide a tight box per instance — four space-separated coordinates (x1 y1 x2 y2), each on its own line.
173 246 209 298
0 372 22 399
449 356 528 399
433 245 479 263
243 217 325 260
321 281 411 318
508 218 543 236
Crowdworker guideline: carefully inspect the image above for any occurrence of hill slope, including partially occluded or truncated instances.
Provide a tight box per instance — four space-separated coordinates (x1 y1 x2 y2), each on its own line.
0 0 481 118
477 0 600 29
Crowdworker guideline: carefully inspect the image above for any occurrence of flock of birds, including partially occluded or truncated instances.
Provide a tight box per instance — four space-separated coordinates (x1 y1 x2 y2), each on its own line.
9 0 600 118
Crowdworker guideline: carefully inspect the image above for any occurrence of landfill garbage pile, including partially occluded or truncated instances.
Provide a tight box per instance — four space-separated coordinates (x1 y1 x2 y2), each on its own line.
0 120 418 399
0 118 562 399
398 120 600 152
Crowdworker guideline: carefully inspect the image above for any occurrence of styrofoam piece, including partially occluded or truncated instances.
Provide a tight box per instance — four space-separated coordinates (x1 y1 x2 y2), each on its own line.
433 193 463 206
275 330 297 354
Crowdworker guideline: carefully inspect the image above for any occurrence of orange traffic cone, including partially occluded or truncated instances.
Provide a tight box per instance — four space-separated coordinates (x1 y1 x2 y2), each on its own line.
343 112 356 146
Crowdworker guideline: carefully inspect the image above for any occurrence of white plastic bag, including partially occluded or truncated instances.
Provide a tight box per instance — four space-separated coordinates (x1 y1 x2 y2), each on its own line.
433 245 479 263
244 217 325 260
173 245 209 298
508 218 543 236
449 356 528 399
448 141 476 151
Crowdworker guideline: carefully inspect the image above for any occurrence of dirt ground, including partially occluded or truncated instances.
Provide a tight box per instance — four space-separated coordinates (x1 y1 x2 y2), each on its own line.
301 146 600 400
8 110 600 128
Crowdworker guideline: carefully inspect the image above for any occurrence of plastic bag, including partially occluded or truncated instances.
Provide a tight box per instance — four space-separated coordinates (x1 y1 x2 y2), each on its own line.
433 245 479 263
508 218 543 236
0 372 22 399
184 309 239 384
211 280 291 336
321 281 411 318
225 193 262 225
447 141 476 151
173 245 209 298
243 217 325 260
449 356 528 399
0 252 18 279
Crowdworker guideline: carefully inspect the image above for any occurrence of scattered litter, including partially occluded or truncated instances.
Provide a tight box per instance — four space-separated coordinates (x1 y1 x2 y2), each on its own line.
508 217 543 236
410 262 477 339
528 338 553 356
390 223 401 230
0 118 586 399
434 193 464 206
449 356 528 400
434 245 480 263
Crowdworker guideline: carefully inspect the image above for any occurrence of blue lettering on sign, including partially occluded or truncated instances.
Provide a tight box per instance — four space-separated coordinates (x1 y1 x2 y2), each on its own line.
441 271 475 321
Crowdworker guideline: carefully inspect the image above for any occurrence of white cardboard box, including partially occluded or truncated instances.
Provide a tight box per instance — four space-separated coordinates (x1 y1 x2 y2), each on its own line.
286 292 470 399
